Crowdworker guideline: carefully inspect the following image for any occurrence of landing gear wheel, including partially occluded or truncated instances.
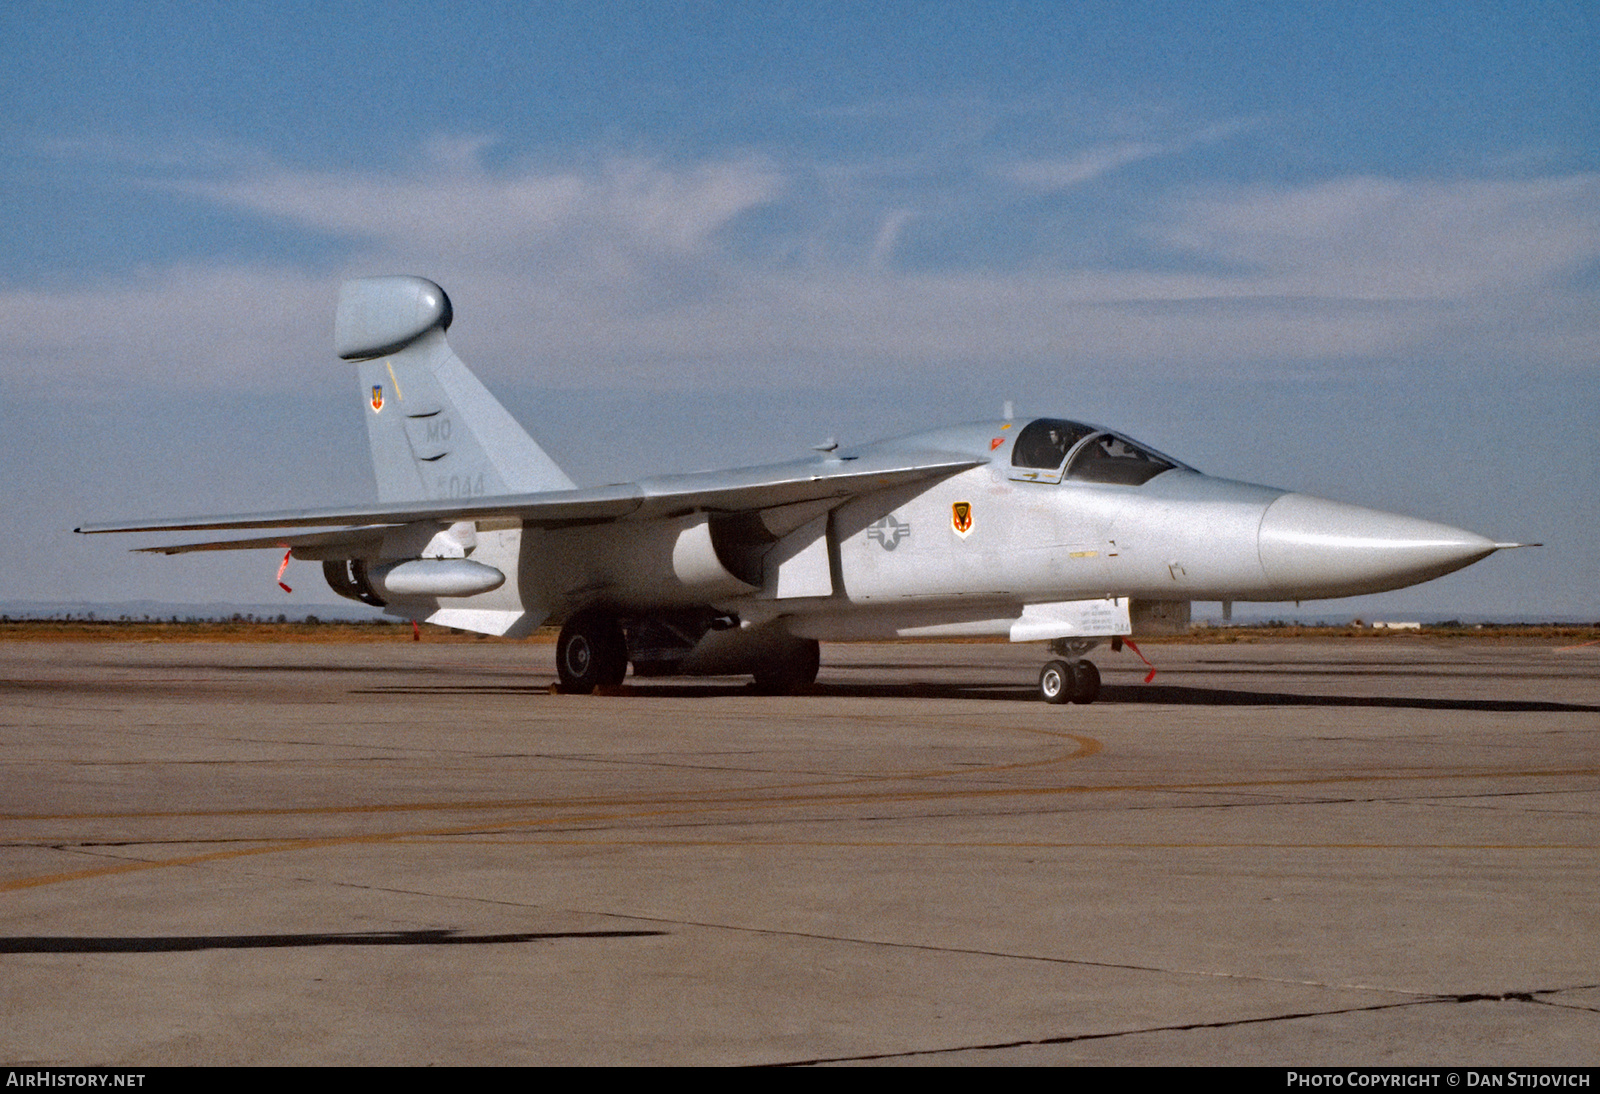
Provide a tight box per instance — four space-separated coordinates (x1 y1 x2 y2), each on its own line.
556 612 627 692
1040 659 1101 704
1039 660 1072 704
752 639 820 695
1069 659 1101 705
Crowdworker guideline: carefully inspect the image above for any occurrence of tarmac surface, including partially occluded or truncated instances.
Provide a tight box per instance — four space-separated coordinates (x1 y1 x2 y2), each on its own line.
1 636 1596 1066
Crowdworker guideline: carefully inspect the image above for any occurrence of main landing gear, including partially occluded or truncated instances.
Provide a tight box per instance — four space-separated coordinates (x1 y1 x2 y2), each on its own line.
556 611 628 692
555 611 820 695
1038 638 1102 704
751 638 820 696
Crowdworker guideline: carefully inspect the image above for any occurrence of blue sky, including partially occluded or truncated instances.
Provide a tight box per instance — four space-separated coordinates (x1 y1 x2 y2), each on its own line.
3 2 1595 618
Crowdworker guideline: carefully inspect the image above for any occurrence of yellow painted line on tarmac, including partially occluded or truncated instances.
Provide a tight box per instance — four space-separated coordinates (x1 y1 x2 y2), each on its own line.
0 762 1556 833
0 734 1105 824
0 804 691 893
0 834 399 893
4 759 1594 832
13 823 1584 895
413 837 1599 852
4 759 1595 894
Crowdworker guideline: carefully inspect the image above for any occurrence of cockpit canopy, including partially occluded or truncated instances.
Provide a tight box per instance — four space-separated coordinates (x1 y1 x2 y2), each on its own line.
1009 417 1185 486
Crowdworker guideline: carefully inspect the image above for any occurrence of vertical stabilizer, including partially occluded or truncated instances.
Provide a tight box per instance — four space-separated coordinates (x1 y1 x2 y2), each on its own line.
337 276 576 502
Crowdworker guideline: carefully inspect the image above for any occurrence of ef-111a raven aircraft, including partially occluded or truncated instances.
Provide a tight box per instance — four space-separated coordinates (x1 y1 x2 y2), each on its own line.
78 276 1528 702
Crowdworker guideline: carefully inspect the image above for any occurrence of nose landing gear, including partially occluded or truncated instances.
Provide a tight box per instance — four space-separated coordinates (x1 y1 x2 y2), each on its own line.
1038 637 1103 704
1038 658 1101 704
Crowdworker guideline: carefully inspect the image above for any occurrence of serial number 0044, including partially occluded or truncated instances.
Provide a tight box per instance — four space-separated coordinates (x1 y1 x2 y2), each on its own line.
438 473 487 498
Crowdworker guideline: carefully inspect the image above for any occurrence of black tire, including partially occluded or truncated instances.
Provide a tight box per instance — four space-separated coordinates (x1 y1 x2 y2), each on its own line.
1069 660 1101 705
752 639 820 695
556 612 627 692
1039 660 1072 704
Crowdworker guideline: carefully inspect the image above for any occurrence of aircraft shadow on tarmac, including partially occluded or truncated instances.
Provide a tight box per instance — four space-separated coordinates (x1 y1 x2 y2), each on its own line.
1094 685 1598 713
0 929 665 954
353 681 1599 713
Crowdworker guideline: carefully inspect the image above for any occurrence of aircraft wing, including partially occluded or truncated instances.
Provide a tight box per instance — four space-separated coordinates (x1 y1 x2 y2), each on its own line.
78 448 985 553
117 528 389 556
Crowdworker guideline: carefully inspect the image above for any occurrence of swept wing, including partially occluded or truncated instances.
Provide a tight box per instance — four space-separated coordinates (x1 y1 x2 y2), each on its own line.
78 448 984 555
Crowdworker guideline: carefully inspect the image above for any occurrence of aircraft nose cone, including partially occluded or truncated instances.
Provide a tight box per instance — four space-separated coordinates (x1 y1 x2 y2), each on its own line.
1257 494 1499 599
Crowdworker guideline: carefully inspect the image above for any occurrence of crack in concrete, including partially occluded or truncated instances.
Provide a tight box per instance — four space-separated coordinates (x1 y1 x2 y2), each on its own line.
769 986 1600 1065
277 872 1440 1000
771 998 1437 1064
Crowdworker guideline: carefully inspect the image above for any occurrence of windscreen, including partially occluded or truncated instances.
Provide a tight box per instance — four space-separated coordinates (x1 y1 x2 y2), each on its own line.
1066 432 1178 485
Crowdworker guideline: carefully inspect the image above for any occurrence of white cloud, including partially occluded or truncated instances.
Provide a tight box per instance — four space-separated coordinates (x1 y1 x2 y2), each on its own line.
998 141 1166 191
3 144 1597 401
1158 175 1600 300
0 267 327 393
166 149 788 268
868 209 917 269
997 119 1256 192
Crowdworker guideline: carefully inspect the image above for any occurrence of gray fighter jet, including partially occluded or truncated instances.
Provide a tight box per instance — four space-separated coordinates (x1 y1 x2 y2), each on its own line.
78 276 1529 702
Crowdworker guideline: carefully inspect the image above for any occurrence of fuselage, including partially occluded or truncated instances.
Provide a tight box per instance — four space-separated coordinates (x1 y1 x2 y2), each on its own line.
433 416 1502 644
834 418 1498 604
